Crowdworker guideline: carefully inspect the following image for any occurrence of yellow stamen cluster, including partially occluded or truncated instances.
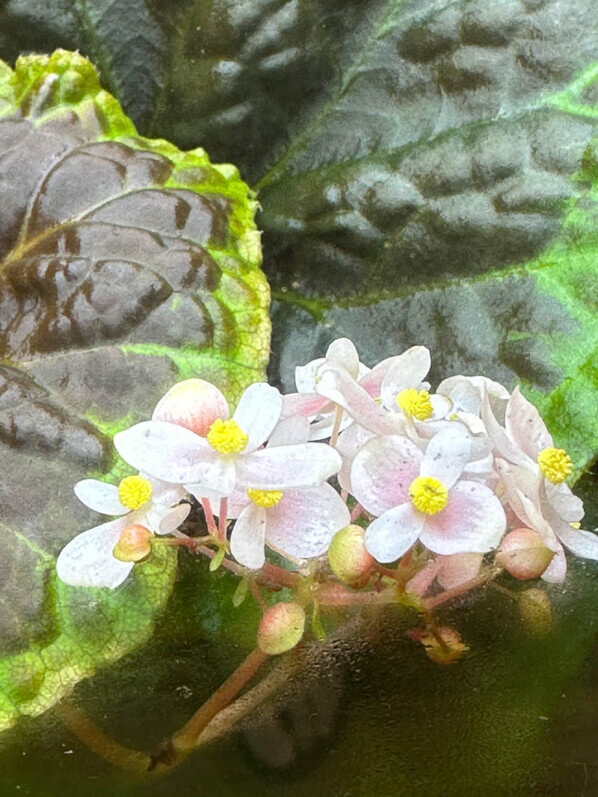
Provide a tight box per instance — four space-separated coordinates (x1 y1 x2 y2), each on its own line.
537 447 572 484
207 418 248 454
247 488 283 508
118 475 153 510
409 476 448 515
397 388 433 420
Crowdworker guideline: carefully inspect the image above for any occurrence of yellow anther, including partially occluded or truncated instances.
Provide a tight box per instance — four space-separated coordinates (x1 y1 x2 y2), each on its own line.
537 447 572 484
247 488 283 508
207 418 248 454
397 388 433 420
409 476 449 515
118 475 153 510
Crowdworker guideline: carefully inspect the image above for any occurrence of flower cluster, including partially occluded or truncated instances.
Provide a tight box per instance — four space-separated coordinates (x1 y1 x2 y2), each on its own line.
57 340 597 658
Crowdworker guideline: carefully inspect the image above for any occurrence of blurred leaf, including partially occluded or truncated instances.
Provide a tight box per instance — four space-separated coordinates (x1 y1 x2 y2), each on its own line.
0 49 269 732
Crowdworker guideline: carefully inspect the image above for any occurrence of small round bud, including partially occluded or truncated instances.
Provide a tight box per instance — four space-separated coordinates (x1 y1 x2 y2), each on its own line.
113 524 152 563
496 528 554 580
328 524 375 588
519 588 552 636
257 602 305 656
152 379 229 437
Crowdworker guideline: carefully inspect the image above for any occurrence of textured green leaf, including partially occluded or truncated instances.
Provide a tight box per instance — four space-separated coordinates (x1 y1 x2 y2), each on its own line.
0 49 268 731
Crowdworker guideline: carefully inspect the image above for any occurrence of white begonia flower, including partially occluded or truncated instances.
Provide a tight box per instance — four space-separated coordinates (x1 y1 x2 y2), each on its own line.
56 474 190 589
114 381 342 501
351 426 506 562
436 375 510 435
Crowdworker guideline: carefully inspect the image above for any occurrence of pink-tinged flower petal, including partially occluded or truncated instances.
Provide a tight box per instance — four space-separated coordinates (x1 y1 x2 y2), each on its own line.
56 517 133 589
351 435 422 516
308 409 354 441
74 480 128 516
233 382 282 452
420 481 505 555
505 387 553 460
316 365 400 435
543 481 584 523
265 484 350 559
230 504 266 569
365 503 424 563
437 553 483 589
437 376 481 415
378 346 431 408
152 378 229 436
326 338 360 378
420 426 471 489
237 443 341 489
144 475 187 507
556 523 598 561
541 542 567 583
269 416 311 447
480 389 529 466
336 422 375 492
295 357 325 393
225 486 251 519
281 391 329 420
406 558 442 596
144 503 190 535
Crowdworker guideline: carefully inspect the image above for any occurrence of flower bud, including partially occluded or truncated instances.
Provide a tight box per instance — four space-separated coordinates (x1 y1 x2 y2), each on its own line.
113 524 152 563
152 378 229 437
328 524 375 588
257 602 306 655
496 528 554 580
518 588 552 636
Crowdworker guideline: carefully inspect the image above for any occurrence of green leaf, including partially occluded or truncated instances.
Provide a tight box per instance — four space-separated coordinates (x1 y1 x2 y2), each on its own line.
0 50 268 731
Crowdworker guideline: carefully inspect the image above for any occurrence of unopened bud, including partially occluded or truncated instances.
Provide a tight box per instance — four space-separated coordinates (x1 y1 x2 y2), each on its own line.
113 524 152 562
496 528 554 580
328 524 375 588
519 588 552 636
152 378 229 437
257 602 305 655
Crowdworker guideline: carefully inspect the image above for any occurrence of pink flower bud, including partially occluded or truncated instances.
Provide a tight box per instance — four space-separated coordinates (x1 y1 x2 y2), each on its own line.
518 588 552 636
113 524 152 563
328 524 375 588
496 528 554 580
257 602 305 655
152 378 229 437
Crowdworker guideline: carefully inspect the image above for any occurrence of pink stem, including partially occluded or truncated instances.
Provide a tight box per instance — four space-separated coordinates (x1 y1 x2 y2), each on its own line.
201 499 218 537
350 502 364 522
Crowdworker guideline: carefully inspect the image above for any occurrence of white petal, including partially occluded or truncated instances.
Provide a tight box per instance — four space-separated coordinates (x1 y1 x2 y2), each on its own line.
56 517 133 589
236 444 341 489
326 338 360 378
505 387 553 460
437 376 481 415
420 426 471 489
480 388 529 466
437 553 483 589
225 486 251 519
336 422 375 493
543 481 584 523
541 543 567 583
428 394 452 421
268 416 311 447
145 503 191 535
379 346 431 408
144 474 187 506
265 484 351 559
420 481 506 555
364 503 424 563
351 435 422 516
115 421 212 481
557 524 598 561
295 358 325 393
230 504 266 569
308 408 354 441
74 480 128 516
232 382 282 452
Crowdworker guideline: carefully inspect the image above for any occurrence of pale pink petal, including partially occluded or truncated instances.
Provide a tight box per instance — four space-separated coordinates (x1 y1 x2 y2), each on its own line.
237 443 341 489
295 357 325 393
351 435 422 516
542 542 567 583
144 503 190 536
406 558 442 596
56 517 133 589
268 416 311 447
74 480 128 516
420 481 505 555
437 376 481 415
378 346 431 408
152 378 229 436
437 553 483 589
556 523 598 561
364 503 424 563
420 426 471 489
480 389 529 466
326 338 360 378
233 382 282 452
336 422 375 493
265 484 350 559
280 391 329 420
144 475 187 507
225 486 251 519
543 481 584 523
505 387 553 460
230 504 266 569
308 408 354 441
